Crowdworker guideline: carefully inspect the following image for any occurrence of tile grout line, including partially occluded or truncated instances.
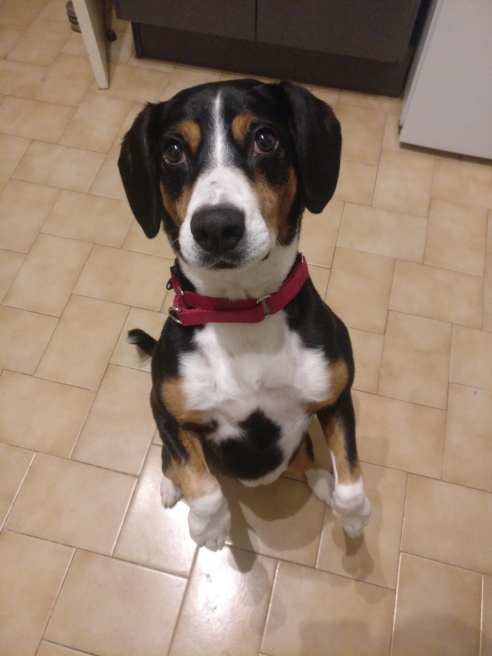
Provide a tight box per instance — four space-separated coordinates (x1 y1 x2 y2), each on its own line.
259 559 280 654
165 547 200 656
388 551 403 656
479 574 485 656
0 449 36 532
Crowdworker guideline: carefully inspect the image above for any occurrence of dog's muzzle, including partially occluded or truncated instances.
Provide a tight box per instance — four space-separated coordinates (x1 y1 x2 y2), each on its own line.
190 205 245 255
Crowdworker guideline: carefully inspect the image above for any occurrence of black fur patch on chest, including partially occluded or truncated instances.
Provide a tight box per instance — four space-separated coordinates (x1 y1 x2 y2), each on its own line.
205 409 284 480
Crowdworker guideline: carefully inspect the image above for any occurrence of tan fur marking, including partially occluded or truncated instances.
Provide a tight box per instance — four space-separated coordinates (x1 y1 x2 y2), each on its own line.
178 120 201 154
231 113 254 146
161 378 206 425
306 359 350 415
287 439 318 476
323 417 361 486
165 430 218 501
160 181 193 228
253 167 297 244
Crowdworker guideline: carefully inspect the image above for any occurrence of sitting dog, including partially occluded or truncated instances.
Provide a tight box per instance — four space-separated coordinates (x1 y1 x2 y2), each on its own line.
118 79 371 551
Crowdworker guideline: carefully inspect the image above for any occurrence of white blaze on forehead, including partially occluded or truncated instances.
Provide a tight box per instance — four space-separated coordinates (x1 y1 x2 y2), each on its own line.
212 91 226 167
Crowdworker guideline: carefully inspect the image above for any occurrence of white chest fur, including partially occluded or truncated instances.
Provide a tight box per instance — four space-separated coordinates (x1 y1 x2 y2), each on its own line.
179 311 331 482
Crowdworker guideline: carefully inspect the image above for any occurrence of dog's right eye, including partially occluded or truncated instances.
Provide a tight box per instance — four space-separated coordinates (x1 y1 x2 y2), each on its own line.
163 142 186 165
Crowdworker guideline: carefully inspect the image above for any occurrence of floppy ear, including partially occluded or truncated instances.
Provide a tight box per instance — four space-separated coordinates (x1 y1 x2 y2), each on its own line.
278 81 341 214
118 102 164 239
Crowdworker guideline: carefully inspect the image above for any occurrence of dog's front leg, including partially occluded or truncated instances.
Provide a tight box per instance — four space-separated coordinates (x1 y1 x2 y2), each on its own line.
160 430 231 551
315 389 371 538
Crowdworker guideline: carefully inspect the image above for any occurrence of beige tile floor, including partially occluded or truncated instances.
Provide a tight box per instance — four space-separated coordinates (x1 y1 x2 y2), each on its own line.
1 2 492 654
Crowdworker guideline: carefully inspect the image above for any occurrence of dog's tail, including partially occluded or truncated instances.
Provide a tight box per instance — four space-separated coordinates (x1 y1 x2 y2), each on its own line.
126 328 157 357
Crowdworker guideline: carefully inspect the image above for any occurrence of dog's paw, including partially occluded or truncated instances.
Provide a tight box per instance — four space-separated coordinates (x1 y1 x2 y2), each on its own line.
188 489 231 551
331 481 371 538
306 468 335 506
160 475 183 508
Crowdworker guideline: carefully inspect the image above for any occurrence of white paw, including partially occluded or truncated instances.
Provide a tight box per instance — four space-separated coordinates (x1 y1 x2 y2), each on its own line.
332 481 371 538
188 489 231 551
306 468 335 506
160 475 183 508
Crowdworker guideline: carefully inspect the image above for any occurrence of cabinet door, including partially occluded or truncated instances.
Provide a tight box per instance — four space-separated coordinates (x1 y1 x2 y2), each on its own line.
257 0 421 62
114 0 255 41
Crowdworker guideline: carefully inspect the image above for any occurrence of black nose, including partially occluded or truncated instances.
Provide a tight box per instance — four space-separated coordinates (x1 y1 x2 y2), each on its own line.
190 206 245 254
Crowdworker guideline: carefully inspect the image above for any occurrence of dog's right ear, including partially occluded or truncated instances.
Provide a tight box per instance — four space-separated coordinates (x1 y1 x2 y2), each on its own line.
118 102 164 239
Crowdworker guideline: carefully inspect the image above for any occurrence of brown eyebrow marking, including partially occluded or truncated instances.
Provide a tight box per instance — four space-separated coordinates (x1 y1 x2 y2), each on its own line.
231 113 255 146
177 120 201 154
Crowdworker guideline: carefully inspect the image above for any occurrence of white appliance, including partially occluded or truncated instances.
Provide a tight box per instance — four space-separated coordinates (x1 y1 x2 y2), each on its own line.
400 0 492 160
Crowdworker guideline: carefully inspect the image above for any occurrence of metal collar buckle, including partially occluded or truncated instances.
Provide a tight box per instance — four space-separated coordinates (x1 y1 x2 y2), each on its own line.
168 307 183 325
256 294 271 318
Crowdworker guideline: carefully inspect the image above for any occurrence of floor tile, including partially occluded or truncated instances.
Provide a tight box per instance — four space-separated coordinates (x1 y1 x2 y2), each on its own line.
222 475 325 567
0 249 24 302
0 371 93 457
122 219 175 259
0 0 51 30
0 134 31 192
72 364 154 474
485 254 492 332
108 29 134 64
0 442 34 527
309 264 330 299
391 553 481 656
348 328 384 393
0 179 60 252
2 233 92 316
45 550 186 656
432 157 492 209
36 642 91 656
483 575 492 656
450 325 492 391
128 55 175 73
372 149 434 217
13 141 105 192
402 475 492 574
114 445 196 575
0 530 73 656
0 58 47 97
317 462 406 589
42 190 134 247
36 294 128 389
425 199 487 276
90 62 171 103
31 53 93 106
6 453 136 554
378 312 451 410
111 307 165 372
7 19 70 66
74 245 171 310
0 306 57 374
60 31 88 58
326 248 394 333
37 0 70 22
443 384 492 493
0 26 22 58
262 561 395 656
338 90 401 115
390 260 483 328
338 203 427 262
169 546 275 656
333 159 377 205
89 154 126 200
0 97 73 142
160 64 222 101
353 390 446 478
299 199 343 268
310 85 340 106
382 113 403 152
59 94 132 152
336 104 385 165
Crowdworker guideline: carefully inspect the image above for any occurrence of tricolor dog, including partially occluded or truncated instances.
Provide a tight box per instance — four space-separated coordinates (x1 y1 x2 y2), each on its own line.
118 79 371 551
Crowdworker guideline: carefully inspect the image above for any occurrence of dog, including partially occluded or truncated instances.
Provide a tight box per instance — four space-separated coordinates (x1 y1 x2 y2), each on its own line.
118 79 371 551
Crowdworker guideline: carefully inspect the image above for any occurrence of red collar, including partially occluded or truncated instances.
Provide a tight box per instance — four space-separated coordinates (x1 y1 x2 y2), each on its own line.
167 256 309 326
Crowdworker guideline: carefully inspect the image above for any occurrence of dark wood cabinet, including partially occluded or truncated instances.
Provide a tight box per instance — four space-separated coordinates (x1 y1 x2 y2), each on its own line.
114 0 430 96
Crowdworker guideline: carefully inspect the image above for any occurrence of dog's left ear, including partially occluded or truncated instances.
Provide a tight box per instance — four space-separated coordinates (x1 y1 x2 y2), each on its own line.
118 102 164 239
277 81 341 214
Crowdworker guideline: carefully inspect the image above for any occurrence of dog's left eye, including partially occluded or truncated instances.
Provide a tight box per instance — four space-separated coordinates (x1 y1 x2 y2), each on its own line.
163 142 186 165
254 129 278 154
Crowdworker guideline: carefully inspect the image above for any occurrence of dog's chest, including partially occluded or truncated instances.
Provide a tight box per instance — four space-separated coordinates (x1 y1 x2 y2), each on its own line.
179 313 329 439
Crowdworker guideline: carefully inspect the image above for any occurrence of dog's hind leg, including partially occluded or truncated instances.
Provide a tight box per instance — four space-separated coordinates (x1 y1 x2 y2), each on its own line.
316 389 371 538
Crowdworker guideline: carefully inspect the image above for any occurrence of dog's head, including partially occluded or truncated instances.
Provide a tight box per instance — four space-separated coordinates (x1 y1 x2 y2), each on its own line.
118 80 341 270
